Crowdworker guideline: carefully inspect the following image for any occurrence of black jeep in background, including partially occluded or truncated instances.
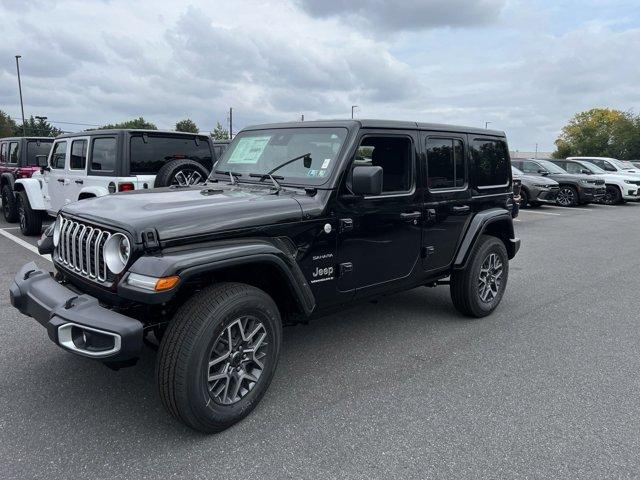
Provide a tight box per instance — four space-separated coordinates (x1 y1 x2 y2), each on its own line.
10 120 520 433
0 137 54 222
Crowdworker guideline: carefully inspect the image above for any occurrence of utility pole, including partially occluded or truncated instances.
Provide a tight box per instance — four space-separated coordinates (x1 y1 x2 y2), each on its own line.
15 55 26 136
485 121 491 129
351 105 358 119
301 114 304 122
229 107 233 139
535 143 538 159
35 116 47 136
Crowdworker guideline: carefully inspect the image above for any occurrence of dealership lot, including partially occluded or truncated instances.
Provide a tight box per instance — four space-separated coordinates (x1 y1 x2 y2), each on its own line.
2 203 640 479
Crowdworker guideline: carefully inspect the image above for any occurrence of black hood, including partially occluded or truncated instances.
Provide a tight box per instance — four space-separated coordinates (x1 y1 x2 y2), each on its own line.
546 172 597 183
61 184 304 242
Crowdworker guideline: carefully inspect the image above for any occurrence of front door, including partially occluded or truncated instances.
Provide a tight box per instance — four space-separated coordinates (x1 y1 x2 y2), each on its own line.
46 140 69 211
421 133 473 272
65 137 89 201
336 131 422 295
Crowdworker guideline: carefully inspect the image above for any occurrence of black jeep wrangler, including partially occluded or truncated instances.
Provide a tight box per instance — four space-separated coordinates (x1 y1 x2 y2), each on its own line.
10 120 520 433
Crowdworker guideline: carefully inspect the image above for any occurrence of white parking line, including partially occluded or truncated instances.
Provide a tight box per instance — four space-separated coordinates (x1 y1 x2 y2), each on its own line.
518 210 562 216
542 206 593 212
0 229 52 262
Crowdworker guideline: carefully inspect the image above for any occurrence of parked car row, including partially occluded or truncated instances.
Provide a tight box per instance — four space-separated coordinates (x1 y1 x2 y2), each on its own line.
511 157 640 208
0 130 230 235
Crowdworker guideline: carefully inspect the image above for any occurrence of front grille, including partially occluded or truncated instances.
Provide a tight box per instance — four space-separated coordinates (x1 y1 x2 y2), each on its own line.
590 179 605 185
56 217 113 283
628 180 640 186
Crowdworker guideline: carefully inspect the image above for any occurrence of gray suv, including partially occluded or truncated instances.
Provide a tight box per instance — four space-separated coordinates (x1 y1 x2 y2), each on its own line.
511 166 559 207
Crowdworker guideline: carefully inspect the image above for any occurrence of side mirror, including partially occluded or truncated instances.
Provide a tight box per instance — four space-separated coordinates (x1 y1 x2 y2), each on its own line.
36 155 49 169
538 169 549 176
352 165 383 196
581 169 591 175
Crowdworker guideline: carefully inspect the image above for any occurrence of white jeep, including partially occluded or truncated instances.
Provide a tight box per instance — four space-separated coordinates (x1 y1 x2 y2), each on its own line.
14 129 220 235
555 158 640 204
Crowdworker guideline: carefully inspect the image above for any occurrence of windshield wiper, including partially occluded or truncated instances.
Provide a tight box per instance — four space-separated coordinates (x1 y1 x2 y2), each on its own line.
215 170 242 185
267 152 312 175
249 173 284 193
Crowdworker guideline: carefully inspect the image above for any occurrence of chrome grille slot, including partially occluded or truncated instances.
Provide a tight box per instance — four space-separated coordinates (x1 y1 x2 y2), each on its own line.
55 217 114 283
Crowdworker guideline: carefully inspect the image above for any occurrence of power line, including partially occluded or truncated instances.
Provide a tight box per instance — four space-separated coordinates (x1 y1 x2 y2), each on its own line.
9 116 100 127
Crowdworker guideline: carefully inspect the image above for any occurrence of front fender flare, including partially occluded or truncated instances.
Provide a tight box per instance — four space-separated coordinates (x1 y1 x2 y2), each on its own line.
118 239 315 315
1 172 15 190
453 208 520 269
79 186 109 199
14 178 47 211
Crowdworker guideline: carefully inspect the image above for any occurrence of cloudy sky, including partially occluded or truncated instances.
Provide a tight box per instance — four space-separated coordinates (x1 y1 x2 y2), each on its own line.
1 0 639 151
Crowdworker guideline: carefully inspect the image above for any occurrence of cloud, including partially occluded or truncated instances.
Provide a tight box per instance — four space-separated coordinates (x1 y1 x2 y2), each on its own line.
296 0 506 32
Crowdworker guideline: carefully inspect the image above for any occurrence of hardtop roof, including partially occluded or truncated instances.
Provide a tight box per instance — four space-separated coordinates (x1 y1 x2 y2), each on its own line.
54 129 211 139
0 136 55 141
242 119 506 137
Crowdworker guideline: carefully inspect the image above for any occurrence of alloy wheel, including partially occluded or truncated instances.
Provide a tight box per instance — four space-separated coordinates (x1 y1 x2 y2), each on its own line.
478 253 503 303
172 169 203 186
557 187 575 206
17 198 26 231
207 316 269 405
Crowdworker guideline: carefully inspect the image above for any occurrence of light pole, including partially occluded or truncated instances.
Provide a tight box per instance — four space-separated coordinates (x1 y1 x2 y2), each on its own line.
15 55 26 136
485 121 491 129
351 105 358 119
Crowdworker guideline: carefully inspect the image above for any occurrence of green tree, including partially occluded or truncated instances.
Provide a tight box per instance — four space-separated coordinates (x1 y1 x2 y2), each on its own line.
0 110 17 138
100 117 157 130
553 108 640 159
13 116 62 137
175 118 199 133
211 121 230 140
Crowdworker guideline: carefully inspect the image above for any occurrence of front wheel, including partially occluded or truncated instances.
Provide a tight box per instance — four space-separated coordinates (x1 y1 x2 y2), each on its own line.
519 188 529 208
602 185 622 205
156 282 282 433
16 191 43 236
450 235 509 318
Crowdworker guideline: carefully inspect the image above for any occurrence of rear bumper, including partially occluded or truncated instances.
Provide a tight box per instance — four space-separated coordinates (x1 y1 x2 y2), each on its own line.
9 262 143 362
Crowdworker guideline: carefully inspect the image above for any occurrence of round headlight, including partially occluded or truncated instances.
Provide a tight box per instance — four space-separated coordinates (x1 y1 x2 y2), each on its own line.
103 233 131 275
53 216 62 247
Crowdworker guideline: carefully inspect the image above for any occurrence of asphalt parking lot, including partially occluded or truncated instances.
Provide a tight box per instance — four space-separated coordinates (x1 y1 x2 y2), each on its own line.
2 203 640 479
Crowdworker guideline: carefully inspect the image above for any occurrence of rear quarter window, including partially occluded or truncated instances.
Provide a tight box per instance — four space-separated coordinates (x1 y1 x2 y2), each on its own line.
129 135 212 174
26 140 54 166
471 139 510 188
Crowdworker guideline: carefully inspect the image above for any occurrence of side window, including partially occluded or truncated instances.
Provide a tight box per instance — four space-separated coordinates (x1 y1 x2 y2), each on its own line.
471 139 510 187
8 142 19 164
91 137 117 172
0 143 6 163
355 136 413 194
50 142 67 169
70 140 87 170
521 161 539 174
425 138 466 190
564 162 581 174
601 161 616 172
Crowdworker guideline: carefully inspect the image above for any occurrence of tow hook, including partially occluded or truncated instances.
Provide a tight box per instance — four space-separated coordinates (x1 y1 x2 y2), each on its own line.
23 269 37 280
64 296 78 309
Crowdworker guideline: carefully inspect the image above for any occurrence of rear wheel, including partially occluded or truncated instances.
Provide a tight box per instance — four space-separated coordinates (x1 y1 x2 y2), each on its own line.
156 282 282 433
556 185 578 207
602 185 622 205
16 191 43 236
450 235 509 318
1 184 18 222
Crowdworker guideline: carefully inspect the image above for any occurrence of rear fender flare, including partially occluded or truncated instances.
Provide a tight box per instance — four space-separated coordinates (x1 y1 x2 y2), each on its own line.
453 208 519 269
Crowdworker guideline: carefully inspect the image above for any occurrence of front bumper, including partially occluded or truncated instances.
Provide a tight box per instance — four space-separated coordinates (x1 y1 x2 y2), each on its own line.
9 262 143 362
535 187 559 203
579 186 606 202
622 186 640 200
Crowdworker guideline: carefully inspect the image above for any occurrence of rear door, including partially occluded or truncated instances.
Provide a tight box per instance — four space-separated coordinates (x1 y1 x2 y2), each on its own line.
421 132 472 272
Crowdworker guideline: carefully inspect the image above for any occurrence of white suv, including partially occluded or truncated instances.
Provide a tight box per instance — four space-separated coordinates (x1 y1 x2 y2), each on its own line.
554 158 640 204
13 129 217 235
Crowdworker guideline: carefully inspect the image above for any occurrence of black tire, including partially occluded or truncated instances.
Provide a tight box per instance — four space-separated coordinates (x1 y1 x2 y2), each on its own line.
556 185 579 207
519 188 529 208
16 191 43 236
450 235 509 318
156 282 282 433
602 185 622 205
153 159 209 188
2 184 19 223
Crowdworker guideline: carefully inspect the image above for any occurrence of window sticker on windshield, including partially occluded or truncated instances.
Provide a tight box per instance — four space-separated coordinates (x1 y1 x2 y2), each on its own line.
308 169 318 177
321 158 331 169
227 136 270 164
318 170 327 177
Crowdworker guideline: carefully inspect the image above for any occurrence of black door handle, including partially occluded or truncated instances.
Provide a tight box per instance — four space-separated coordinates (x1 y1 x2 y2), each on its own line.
400 211 421 222
75 179 83 185
452 205 470 214
57 178 65 183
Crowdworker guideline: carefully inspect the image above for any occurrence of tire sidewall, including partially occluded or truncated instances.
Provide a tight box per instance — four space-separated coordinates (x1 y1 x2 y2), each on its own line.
520 188 529 207
467 238 509 317
153 159 209 188
181 291 282 430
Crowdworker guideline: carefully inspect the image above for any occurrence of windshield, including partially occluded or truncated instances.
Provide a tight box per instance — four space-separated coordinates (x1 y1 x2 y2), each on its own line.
537 159 567 174
609 158 633 170
512 166 523 175
579 161 605 174
213 128 348 185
